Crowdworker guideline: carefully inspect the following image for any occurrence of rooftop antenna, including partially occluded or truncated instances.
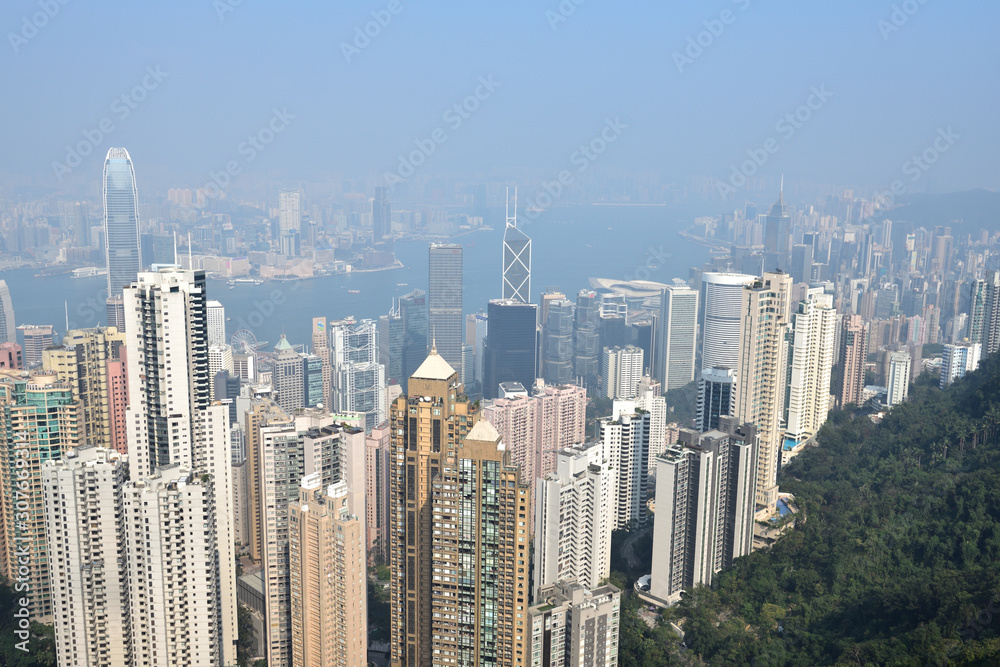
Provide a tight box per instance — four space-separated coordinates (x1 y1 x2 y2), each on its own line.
173 231 178 265
64 301 69 332
188 232 193 268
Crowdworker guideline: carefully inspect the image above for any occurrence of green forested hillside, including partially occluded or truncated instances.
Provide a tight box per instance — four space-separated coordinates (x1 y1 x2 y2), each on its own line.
626 359 1000 665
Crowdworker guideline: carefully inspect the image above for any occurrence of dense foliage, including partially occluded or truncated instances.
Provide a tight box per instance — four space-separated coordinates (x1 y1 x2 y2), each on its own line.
665 378 699 427
621 354 1000 665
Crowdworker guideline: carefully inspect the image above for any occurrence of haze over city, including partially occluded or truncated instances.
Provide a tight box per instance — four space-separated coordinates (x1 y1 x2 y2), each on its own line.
1 2 1000 667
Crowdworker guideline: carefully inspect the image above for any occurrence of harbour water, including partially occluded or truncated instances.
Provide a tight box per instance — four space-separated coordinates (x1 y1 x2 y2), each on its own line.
3 203 712 349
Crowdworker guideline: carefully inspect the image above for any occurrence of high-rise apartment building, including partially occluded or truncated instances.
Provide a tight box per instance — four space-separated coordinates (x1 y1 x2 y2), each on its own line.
208 343 234 396
0 342 21 369
124 465 229 666
598 406 650 529
534 442 614 598
735 271 793 511
289 475 368 667
839 314 868 407
481 381 587 496
365 422 391 563
941 341 981 388
657 284 698 391
483 299 538 400
0 372 82 621
42 447 131 667
527 582 621 667
635 376 668 464
103 148 141 298
42 326 127 451
886 351 911 407
649 420 758 605
783 288 837 446
428 243 464 374
601 345 643 400
121 267 237 665
389 349 530 666
0 279 14 344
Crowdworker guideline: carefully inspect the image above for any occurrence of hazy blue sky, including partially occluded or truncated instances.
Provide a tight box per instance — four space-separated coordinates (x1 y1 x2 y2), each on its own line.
2 0 996 198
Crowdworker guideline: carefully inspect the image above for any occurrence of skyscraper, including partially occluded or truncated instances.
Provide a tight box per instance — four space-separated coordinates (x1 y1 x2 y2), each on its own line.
42 447 131 667
18 324 55 368
735 271 793 511
527 582 621 667
312 317 333 407
601 345 644 400
273 334 305 412
389 351 534 664
121 267 237 664
207 299 226 345
543 298 575 385
657 284 698 391
534 442 615 597
289 476 368 667
941 341 981 388
697 366 737 432
700 273 756 373
573 289 600 388
279 189 301 237
42 326 126 451
840 315 868 407
372 186 391 243
0 280 14 344
886 351 911 407
428 243 464 374
649 420 758 605
482 299 538 400
329 317 386 431
0 372 82 620
103 148 141 298
763 186 791 269
399 289 429 392
502 188 531 303
599 406 650 529
783 288 837 447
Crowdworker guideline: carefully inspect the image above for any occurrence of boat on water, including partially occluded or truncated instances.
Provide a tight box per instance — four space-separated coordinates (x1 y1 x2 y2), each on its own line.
348 289 361 294
71 266 107 279
397 283 408 287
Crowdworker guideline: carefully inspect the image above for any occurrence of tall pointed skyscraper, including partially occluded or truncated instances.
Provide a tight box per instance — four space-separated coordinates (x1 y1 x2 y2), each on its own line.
103 148 141 297
502 187 531 303
763 180 791 269
428 243 464 373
